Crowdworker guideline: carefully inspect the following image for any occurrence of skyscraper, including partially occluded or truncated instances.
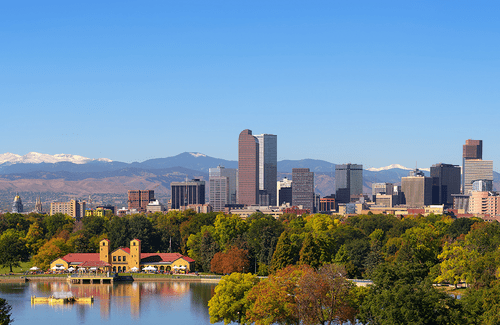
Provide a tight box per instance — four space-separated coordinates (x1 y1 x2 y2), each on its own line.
335 164 363 203
401 169 433 208
462 139 493 194
238 129 259 206
292 168 314 212
128 190 155 212
255 134 278 206
430 163 461 207
209 165 238 211
170 179 206 210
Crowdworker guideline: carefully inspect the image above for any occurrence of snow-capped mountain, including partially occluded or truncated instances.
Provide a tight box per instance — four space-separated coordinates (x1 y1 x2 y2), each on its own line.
366 164 430 172
0 152 112 165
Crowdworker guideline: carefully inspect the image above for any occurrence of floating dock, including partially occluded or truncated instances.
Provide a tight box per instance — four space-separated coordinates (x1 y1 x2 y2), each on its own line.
31 296 94 304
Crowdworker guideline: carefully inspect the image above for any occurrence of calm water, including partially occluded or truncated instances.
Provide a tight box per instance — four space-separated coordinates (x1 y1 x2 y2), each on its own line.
0 280 222 325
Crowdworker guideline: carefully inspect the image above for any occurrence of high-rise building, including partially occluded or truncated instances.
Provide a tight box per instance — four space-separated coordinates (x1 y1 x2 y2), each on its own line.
171 179 205 210
277 177 293 206
430 163 461 207
462 139 493 194
335 164 363 204
128 190 155 212
469 191 500 216
209 166 238 212
292 168 314 212
463 159 493 195
372 183 394 202
12 193 23 213
401 169 433 208
255 134 277 206
50 199 86 219
238 129 259 206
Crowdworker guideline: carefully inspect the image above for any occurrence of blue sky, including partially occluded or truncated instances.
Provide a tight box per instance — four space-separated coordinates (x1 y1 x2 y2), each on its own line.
1 1 499 170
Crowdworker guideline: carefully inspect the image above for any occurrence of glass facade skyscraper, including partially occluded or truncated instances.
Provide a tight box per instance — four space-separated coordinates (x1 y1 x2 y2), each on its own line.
255 134 277 206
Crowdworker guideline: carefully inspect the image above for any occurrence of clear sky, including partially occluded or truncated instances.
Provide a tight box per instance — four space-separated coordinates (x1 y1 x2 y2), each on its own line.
1 1 499 170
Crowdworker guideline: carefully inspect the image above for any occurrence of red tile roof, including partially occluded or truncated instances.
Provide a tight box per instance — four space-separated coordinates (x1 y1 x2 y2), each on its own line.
140 253 194 263
79 260 111 267
113 247 130 254
61 253 100 263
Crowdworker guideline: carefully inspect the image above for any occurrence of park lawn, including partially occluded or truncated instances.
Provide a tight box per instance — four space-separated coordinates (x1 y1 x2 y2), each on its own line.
0 261 32 274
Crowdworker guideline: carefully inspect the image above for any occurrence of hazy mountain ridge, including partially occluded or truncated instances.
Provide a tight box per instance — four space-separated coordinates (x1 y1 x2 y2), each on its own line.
0 152 497 199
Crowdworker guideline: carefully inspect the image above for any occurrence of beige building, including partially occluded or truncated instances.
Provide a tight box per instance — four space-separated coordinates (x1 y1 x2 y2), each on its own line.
469 191 500 216
51 238 194 273
50 199 86 219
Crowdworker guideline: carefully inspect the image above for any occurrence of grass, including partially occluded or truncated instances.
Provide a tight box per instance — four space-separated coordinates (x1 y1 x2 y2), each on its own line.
0 261 32 275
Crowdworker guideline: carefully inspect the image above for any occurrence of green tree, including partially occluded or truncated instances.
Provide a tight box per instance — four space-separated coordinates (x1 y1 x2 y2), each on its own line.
208 272 259 324
0 298 12 325
270 231 295 272
213 214 249 251
358 262 464 325
299 232 322 268
0 229 29 272
43 213 74 239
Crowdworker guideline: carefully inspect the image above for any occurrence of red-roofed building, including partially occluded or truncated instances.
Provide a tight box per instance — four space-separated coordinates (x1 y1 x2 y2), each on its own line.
50 238 194 273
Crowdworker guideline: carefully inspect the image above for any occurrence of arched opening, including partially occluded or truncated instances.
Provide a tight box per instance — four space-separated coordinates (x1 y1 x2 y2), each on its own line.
113 266 116 272
118 266 122 273
123 266 126 272
160 266 164 271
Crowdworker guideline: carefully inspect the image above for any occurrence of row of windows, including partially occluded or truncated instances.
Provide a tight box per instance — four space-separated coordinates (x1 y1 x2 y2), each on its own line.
113 255 126 262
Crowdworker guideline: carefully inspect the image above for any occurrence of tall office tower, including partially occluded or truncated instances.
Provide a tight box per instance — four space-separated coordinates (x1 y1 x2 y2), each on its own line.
463 139 482 160
277 177 293 205
401 169 433 208
170 179 206 210
238 129 259 206
292 168 314 212
255 134 278 206
430 163 461 206
335 164 363 204
462 139 493 194
371 183 394 201
128 190 155 212
12 193 23 213
463 159 493 195
209 166 238 212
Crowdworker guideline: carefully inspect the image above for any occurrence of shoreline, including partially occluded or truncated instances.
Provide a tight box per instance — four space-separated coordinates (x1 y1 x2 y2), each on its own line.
0 275 221 284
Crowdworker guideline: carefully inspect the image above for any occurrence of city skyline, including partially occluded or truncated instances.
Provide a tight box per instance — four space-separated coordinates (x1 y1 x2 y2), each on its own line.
2 2 499 169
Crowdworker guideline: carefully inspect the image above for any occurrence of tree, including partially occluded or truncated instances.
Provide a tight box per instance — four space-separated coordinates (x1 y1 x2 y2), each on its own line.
208 272 259 324
246 265 310 325
270 231 295 272
42 213 74 239
32 237 71 270
296 264 358 325
358 262 464 325
0 229 29 272
213 214 249 251
211 246 250 274
299 233 322 268
0 298 12 325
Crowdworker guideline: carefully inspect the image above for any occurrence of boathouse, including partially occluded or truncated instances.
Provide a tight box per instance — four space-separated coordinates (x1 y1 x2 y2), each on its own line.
50 238 194 273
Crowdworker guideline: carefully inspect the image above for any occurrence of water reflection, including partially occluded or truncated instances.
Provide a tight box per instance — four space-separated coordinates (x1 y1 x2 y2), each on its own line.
2 280 219 324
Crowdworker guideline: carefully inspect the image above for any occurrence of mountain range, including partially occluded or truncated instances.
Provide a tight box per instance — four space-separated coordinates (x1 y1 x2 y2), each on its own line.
0 152 497 204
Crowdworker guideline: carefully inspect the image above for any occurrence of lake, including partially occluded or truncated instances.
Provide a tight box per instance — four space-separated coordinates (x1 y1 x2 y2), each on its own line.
0 280 222 325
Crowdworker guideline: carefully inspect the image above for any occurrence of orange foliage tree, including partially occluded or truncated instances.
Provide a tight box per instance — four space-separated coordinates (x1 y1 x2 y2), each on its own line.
211 246 250 274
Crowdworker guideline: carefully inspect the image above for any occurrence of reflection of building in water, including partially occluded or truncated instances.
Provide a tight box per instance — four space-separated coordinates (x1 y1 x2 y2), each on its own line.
29 280 205 320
